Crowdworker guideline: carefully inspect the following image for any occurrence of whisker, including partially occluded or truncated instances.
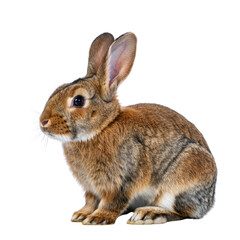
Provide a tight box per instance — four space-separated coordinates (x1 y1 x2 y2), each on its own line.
33 131 42 140
43 135 49 149
30 109 41 115
32 121 43 140
31 109 50 150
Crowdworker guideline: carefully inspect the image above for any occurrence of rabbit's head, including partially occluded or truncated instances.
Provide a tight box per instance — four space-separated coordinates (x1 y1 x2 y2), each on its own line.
40 33 137 142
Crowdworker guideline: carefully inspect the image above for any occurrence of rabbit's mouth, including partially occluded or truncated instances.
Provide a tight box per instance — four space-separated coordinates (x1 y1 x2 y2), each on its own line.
40 112 76 143
40 122 97 143
40 127 73 143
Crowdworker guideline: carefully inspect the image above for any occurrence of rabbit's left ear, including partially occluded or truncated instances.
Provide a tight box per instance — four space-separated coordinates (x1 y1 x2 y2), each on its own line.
86 33 114 77
97 32 137 101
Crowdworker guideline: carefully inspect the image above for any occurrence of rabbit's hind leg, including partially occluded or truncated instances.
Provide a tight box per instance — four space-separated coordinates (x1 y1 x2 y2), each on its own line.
127 206 184 225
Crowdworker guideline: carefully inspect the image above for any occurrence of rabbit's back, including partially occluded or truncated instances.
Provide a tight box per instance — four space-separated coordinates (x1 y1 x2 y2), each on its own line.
119 103 210 151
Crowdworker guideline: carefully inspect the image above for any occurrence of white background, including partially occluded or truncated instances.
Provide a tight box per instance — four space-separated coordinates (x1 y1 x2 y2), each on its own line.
0 0 239 239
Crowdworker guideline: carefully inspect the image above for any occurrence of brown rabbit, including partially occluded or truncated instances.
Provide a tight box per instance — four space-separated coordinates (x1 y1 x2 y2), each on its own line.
40 32 217 225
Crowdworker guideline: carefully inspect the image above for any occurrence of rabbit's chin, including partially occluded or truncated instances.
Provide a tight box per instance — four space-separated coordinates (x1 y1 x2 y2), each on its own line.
44 130 98 143
43 132 73 143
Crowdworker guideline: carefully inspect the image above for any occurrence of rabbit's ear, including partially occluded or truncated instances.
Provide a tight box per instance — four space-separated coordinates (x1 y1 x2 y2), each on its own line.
98 33 137 101
86 33 114 77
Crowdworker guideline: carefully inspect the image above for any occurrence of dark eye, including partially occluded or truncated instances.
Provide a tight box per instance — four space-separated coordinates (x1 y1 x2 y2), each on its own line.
73 95 85 107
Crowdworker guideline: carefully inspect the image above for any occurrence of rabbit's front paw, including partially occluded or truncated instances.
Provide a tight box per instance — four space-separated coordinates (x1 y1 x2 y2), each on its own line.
71 210 91 222
82 210 117 225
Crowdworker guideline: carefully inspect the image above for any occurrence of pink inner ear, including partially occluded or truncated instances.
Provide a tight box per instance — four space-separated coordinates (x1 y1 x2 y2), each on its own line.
108 42 127 87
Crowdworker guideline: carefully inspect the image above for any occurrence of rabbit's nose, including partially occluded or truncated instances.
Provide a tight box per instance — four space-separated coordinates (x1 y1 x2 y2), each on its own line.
41 119 50 128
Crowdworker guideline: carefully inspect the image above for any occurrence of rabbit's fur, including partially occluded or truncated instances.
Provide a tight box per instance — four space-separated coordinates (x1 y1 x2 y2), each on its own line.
40 33 217 225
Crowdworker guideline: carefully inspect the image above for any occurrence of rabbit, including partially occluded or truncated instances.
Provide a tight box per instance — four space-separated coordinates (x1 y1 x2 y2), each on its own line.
40 32 217 225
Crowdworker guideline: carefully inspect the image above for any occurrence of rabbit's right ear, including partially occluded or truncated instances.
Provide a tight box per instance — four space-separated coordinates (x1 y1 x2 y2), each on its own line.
86 33 114 77
97 33 137 102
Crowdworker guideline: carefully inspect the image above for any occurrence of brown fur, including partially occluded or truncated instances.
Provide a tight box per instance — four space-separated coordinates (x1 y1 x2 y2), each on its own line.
40 32 217 225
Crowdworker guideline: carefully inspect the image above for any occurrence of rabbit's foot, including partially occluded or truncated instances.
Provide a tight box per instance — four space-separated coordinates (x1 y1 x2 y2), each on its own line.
127 207 169 225
82 209 117 225
71 210 92 222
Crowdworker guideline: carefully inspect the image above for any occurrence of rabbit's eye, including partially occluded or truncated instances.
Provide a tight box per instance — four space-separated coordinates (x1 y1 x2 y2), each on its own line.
73 95 85 107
